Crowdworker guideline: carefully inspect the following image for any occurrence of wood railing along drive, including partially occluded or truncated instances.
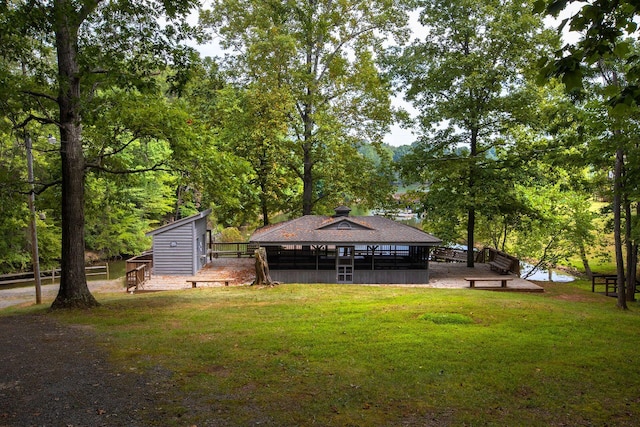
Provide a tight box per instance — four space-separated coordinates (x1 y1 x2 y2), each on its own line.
125 251 153 291
0 265 110 287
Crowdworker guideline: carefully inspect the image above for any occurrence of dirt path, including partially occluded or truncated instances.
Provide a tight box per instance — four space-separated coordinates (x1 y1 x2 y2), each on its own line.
0 314 178 427
0 278 209 426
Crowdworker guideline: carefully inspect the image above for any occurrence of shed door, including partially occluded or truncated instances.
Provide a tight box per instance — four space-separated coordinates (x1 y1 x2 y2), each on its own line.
336 246 354 284
197 236 205 269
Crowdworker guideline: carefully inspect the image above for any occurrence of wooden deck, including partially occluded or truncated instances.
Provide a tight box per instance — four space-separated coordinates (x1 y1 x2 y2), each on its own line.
427 262 543 292
140 258 256 291
139 259 543 292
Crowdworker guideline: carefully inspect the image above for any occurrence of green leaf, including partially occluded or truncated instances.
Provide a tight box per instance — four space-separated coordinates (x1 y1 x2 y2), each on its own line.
561 68 583 91
533 0 548 15
614 41 631 58
547 0 569 17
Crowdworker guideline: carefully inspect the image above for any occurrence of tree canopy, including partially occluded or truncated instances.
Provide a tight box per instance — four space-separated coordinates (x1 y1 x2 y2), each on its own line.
536 0 640 308
203 0 408 215
0 0 203 308
390 0 557 266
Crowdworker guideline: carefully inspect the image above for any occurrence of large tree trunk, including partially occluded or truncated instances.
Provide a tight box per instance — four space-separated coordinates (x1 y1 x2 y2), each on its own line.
259 179 269 226
625 201 638 302
301 46 315 216
467 207 475 267
302 141 313 215
606 69 628 309
467 127 478 268
253 247 276 286
301 100 314 216
51 0 99 309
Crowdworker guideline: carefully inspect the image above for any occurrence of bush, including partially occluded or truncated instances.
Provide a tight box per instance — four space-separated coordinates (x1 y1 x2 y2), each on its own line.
220 227 243 242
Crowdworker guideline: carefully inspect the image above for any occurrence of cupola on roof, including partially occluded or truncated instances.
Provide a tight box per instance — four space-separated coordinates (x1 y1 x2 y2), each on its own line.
333 206 351 217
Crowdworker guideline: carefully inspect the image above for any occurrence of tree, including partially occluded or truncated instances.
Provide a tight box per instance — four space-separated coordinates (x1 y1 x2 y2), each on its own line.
214 84 297 226
537 0 640 308
0 136 34 273
204 0 408 215
536 0 640 101
211 9 296 221
0 9 62 276
506 182 600 279
1 1 201 308
391 0 556 266
179 58 275 228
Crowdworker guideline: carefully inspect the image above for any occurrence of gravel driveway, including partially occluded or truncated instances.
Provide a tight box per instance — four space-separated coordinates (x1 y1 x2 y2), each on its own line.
0 312 188 427
0 280 185 426
0 279 123 310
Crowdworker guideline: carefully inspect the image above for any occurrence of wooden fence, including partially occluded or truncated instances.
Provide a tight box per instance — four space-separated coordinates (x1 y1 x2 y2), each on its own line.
208 242 258 260
0 264 110 287
126 264 150 291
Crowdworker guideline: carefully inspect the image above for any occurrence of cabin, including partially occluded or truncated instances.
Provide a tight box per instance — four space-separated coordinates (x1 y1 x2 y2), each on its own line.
250 206 442 284
145 209 211 276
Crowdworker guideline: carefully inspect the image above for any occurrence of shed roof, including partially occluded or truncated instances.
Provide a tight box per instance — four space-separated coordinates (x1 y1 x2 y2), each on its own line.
250 215 441 246
145 209 212 237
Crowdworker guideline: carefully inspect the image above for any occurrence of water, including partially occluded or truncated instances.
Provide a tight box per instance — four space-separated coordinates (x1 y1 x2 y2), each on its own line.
445 244 576 282
105 260 127 280
520 262 575 282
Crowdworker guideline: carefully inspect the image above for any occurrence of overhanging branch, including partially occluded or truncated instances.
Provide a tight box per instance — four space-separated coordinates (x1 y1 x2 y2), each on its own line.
21 90 58 104
86 162 172 175
14 114 58 128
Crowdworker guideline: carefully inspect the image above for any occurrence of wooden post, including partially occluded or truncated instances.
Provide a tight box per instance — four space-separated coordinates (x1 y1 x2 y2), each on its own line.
25 134 42 304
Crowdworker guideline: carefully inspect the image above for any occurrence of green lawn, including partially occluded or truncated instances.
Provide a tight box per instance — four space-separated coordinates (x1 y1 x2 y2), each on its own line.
10 281 640 426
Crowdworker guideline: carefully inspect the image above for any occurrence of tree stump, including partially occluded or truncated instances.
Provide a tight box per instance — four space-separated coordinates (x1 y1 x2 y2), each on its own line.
253 247 277 286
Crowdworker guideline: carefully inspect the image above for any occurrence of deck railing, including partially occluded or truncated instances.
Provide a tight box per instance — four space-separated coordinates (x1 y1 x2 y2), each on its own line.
125 251 153 291
126 264 150 291
208 242 258 259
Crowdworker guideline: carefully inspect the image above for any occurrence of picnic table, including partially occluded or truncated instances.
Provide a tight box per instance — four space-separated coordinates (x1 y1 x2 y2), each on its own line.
592 274 640 296
591 274 618 296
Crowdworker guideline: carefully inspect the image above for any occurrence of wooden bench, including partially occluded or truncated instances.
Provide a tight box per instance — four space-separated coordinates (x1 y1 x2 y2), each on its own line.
186 278 234 288
465 277 513 288
489 254 513 274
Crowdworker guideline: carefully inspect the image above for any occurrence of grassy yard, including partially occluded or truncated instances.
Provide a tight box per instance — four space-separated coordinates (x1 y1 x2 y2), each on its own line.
9 281 640 426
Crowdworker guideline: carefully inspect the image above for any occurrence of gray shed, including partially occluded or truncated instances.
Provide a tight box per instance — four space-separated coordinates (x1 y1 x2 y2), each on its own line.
146 209 211 276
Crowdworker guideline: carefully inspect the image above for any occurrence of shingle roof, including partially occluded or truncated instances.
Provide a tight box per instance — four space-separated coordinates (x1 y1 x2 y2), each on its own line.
145 209 212 236
250 215 441 246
